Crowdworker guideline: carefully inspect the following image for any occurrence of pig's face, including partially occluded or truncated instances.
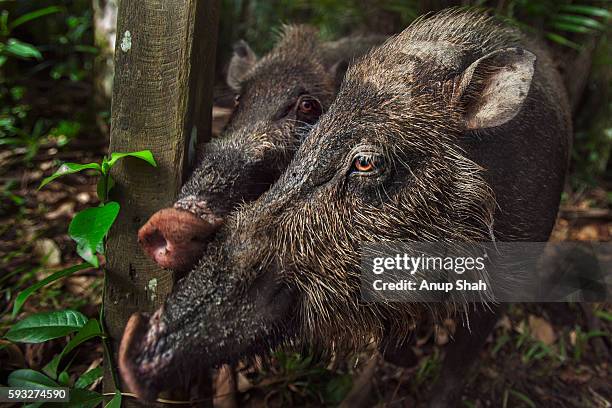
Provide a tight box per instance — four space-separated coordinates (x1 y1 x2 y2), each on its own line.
177 45 331 217
137 26 335 273
121 13 539 400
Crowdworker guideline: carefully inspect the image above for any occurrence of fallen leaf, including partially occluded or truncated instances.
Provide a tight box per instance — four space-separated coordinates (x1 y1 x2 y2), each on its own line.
574 224 599 241
528 315 556 345
515 320 527 335
45 202 75 220
36 190 68 205
65 275 97 297
39 161 55 171
33 238 61 267
560 368 592 384
482 366 498 379
496 315 512 331
435 325 449 346
76 192 91 204
570 330 577 346
24 170 43 182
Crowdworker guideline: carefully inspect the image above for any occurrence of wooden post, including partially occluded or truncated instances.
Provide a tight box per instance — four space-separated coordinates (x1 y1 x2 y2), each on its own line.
104 0 220 404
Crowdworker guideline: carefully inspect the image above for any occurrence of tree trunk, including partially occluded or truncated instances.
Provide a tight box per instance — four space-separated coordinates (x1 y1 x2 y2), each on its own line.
104 0 220 405
92 0 119 106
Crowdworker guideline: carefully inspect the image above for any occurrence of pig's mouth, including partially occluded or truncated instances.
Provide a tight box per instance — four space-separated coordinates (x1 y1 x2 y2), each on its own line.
118 275 298 401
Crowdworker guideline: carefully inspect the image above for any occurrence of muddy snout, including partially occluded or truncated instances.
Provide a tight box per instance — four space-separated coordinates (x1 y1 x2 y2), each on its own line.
138 207 223 272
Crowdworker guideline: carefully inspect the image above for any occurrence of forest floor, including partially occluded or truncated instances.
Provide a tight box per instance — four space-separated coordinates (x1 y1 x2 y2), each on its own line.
0 114 611 408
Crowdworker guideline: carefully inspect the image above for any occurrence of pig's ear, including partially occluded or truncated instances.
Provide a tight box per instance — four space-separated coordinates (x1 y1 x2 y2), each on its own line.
328 60 350 91
227 40 257 92
455 47 536 130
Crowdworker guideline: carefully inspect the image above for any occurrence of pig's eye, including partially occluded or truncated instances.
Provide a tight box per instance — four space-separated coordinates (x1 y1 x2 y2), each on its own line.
296 96 322 124
355 156 373 172
299 99 314 113
234 95 240 108
352 154 384 175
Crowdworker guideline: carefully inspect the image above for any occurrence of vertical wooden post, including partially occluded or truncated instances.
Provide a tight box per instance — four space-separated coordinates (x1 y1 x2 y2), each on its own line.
104 0 220 404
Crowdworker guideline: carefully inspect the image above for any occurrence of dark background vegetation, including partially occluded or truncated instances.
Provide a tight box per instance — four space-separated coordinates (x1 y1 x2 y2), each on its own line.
0 0 610 407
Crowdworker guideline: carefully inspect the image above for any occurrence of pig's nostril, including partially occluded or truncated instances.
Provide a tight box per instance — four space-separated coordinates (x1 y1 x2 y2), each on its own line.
139 226 176 266
138 207 220 272
145 228 165 245
146 229 169 251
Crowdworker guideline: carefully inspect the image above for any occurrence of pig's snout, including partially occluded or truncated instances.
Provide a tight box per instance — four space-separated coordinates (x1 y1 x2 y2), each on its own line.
138 207 222 272
119 310 170 401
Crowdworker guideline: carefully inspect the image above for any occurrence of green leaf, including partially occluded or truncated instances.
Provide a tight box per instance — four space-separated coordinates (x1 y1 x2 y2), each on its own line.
0 137 21 145
63 319 103 355
74 45 99 54
552 22 594 34
39 162 101 189
12 263 90 317
43 354 61 379
545 32 582 50
96 175 114 202
585 330 608 339
508 389 536 408
75 366 103 389
108 150 157 169
595 310 612 322
101 157 110 175
4 38 42 60
66 389 104 408
552 14 605 30
325 374 352 404
58 371 70 386
9 6 62 30
105 392 122 408
1 9 8 33
559 5 611 19
44 319 103 379
5 310 88 343
8 369 59 389
69 202 120 267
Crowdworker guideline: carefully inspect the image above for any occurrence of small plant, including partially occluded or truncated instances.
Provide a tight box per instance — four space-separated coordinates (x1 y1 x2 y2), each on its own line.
571 325 608 362
256 351 353 406
502 388 536 408
594 309 612 323
3 150 157 407
0 5 61 66
477 0 611 50
513 321 563 365
545 4 611 50
414 349 441 387
0 179 25 216
0 2 96 162
0 5 61 148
